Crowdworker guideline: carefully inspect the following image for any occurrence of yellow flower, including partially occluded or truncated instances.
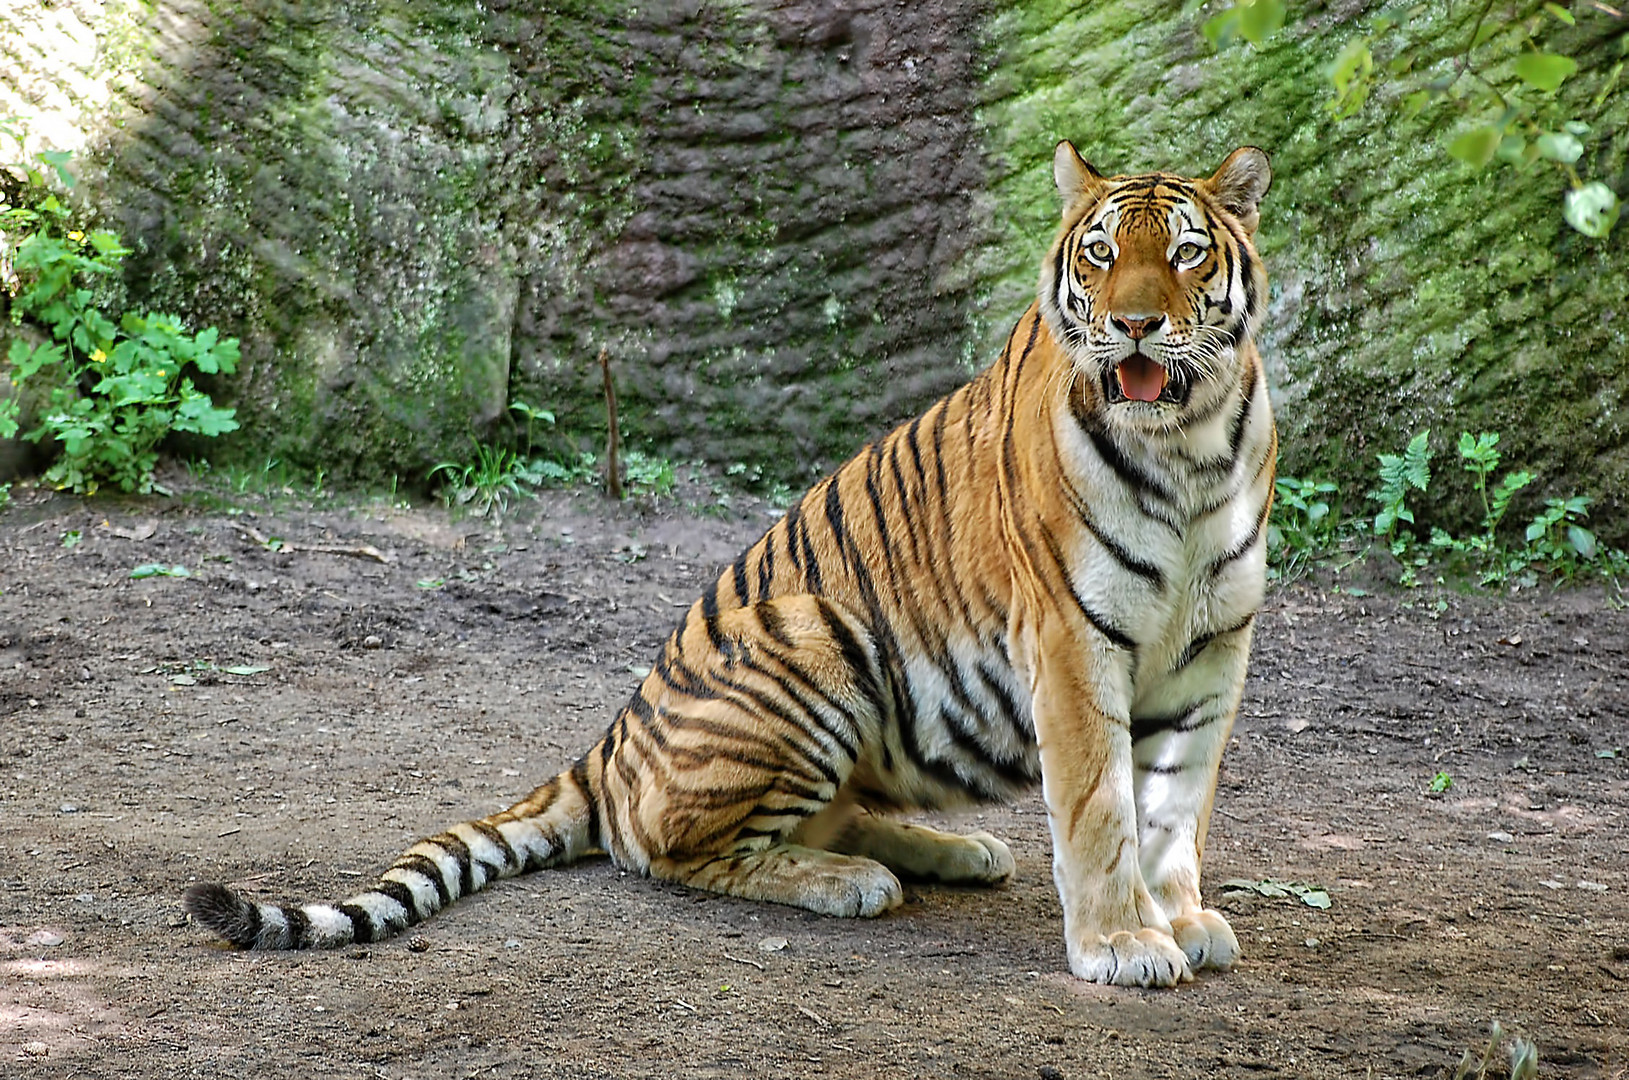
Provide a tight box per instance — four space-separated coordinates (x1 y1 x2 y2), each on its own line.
68 231 84 243
91 348 106 363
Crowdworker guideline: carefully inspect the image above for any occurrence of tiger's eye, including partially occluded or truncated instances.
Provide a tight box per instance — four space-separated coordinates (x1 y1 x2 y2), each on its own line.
1175 241 1204 265
1088 240 1113 263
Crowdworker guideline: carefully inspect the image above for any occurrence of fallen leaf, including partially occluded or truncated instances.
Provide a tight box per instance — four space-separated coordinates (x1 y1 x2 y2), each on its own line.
1498 634 1522 646
757 936 789 953
104 521 157 541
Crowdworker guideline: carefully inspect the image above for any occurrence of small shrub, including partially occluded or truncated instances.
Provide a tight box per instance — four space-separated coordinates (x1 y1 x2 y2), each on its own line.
2 127 239 494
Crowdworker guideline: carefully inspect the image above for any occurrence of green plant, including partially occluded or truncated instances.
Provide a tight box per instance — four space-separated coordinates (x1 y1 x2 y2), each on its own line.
428 442 534 516
1204 3 1624 238
508 399 555 455
1443 431 1537 583
1369 430 1433 584
2 130 240 493
1268 476 1341 579
1428 770 1453 795
1201 0 1287 50
1523 494 1600 574
622 449 676 498
1324 3 1622 238
1453 1021 1538 1080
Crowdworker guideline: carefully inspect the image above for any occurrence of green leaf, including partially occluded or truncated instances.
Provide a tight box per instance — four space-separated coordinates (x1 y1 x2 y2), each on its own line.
1495 133 1527 164
1202 8 1241 49
1429 770 1453 794
1566 525 1597 560
1447 126 1502 168
1400 89 1432 119
1514 52 1577 92
37 149 75 188
1300 890 1332 910
1564 183 1621 239
130 563 191 579
1237 0 1286 43
1328 37 1375 118
1543 2 1575 25
220 665 272 676
1536 132 1584 164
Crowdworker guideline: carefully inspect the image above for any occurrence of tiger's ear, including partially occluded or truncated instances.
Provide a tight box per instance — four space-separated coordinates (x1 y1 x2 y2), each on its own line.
1053 140 1107 212
1205 147 1272 235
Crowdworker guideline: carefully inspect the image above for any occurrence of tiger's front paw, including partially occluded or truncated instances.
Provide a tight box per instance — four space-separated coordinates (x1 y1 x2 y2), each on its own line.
1068 928 1191 987
1170 908 1240 972
959 830 1016 883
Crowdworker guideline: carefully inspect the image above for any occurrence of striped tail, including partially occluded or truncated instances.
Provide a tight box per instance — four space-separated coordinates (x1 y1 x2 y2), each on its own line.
183 758 601 949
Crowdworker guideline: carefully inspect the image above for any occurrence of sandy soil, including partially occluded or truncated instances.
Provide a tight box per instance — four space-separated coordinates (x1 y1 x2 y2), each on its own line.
1 478 1625 1080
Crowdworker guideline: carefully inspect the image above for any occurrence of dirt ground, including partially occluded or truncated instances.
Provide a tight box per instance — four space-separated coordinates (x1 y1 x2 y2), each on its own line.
1 475 1625 1080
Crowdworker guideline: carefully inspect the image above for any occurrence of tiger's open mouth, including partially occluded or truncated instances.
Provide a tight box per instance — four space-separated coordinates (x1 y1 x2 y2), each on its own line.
1103 355 1189 406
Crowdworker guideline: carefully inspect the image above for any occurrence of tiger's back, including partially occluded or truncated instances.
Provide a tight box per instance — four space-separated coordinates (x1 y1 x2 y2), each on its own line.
185 141 1276 988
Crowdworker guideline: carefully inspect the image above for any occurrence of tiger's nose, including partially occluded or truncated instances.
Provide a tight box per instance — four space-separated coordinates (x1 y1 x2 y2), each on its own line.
1110 313 1166 341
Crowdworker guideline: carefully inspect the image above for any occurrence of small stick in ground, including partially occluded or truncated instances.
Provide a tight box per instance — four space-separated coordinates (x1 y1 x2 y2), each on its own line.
600 345 623 500
239 526 393 564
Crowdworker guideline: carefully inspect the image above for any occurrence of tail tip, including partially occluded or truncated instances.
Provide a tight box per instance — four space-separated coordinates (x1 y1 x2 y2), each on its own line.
182 882 259 947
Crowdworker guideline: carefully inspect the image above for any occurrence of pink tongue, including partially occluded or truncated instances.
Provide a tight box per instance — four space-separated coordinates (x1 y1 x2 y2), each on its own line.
1117 355 1168 402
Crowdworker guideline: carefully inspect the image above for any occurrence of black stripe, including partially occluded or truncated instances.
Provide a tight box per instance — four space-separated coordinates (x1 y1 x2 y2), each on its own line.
1036 520 1137 650
395 854 452 906
936 703 1032 792
1227 355 1259 462
238 897 264 947
570 755 601 852
756 532 777 598
373 879 420 920
1136 762 1189 775
1086 426 1180 507
469 819 520 871
1173 613 1256 671
813 599 881 713
783 503 806 577
338 902 375 944
1131 694 1223 742
282 905 311 948
439 834 476 897
755 602 796 649
700 588 732 654
795 494 825 594
1079 503 1165 587
729 552 750 606
1208 491 1273 577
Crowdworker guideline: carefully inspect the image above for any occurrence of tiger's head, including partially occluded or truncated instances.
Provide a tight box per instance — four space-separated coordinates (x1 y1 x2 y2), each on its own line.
1040 142 1272 431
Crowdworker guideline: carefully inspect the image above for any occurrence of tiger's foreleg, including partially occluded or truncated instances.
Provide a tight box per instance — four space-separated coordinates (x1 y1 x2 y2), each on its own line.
1026 614 1190 988
1131 627 1255 973
829 811 1016 885
650 844 904 917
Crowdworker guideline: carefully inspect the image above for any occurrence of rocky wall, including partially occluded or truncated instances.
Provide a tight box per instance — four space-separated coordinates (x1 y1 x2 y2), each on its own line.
2 0 1625 539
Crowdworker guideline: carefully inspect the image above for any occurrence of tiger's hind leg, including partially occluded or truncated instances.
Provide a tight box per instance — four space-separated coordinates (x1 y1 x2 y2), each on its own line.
828 811 1015 885
603 594 904 917
649 845 903 918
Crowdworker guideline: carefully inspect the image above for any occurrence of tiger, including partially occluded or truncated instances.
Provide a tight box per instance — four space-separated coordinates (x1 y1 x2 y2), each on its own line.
184 141 1276 988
